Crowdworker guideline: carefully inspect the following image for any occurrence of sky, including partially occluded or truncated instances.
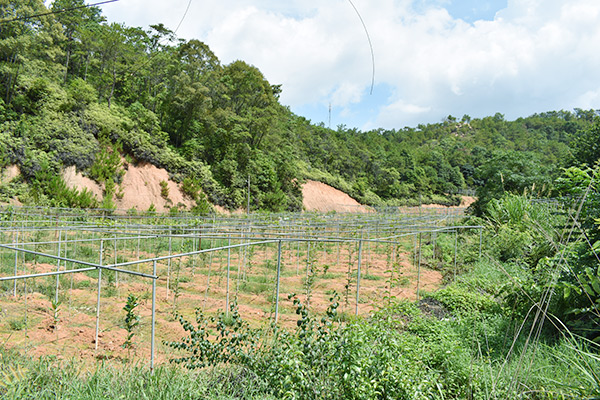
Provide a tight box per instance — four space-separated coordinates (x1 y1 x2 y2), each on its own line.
91 0 600 131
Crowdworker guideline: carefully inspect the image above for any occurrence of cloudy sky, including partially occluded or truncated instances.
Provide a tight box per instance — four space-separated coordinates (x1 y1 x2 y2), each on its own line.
93 0 600 130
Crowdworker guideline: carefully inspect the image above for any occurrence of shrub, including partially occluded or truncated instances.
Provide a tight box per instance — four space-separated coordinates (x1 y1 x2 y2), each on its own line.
159 180 169 200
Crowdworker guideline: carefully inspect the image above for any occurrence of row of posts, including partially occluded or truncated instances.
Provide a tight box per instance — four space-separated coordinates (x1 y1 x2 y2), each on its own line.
1 224 483 372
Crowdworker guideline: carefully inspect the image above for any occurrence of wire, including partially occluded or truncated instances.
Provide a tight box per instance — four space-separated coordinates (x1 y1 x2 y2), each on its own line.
346 0 375 95
173 0 193 36
120 0 193 80
0 0 119 25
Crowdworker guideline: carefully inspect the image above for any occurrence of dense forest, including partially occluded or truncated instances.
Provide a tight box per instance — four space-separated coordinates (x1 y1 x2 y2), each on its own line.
0 0 599 213
2 2 600 398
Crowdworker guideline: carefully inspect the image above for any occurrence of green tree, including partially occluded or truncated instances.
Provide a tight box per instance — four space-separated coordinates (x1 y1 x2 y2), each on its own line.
571 117 600 167
473 150 551 215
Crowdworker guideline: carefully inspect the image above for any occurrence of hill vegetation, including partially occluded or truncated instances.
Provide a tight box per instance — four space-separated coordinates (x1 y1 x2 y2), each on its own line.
2 3 600 397
1 0 598 212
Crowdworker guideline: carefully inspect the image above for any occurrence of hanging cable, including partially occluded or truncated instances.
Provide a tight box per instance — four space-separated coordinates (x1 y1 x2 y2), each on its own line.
0 0 119 25
346 0 375 95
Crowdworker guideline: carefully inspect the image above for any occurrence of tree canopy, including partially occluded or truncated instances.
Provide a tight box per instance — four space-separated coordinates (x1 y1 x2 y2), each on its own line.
0 1 598 211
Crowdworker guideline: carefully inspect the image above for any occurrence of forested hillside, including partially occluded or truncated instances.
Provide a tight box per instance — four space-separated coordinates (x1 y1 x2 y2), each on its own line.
1 0 598 212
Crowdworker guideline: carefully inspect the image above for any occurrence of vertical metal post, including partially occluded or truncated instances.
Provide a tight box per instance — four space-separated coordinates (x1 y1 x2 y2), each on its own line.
296 240 300 276
114 234 118 288
193 235 198 276
336 225 341 267
150 259 157 373
355 238 363 315
416 233 422 301
137 228 141 262
55 229 62 304
479 227 483 261
13 230 19 297
166 229 172 300
432 232 437 262
225 236 231 315
95 239 104 351
236 237 241 297
305 241 311 304
413 233 418 267
454 230 458 282
274 240 282 324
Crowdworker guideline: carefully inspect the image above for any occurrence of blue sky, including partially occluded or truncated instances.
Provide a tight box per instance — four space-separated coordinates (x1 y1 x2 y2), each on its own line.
442 0 507 22
92 0 600 130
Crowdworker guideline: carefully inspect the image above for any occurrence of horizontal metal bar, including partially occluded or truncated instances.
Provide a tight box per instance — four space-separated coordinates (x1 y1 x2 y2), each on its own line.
0 267 98 282
0 244 100 268
108 239 281 269
99 265 157 280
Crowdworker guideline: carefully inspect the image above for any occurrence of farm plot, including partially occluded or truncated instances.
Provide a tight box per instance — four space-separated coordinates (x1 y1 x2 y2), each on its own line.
0 206 479 367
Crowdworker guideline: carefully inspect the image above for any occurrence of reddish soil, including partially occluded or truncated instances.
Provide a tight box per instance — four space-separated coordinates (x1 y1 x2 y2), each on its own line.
62 166 103 201
301 180 372 213
116 161 194 213
60 162 195 213
0 240 443 366
1 165 20 184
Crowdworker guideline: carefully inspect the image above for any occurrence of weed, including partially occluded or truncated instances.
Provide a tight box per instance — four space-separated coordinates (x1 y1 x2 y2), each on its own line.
8 317 26 331
160 180 169 200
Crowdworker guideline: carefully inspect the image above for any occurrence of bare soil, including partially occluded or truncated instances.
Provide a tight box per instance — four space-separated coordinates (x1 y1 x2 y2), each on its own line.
0 239 443 366
60 163 195 213
301 180 372 213
116 161 194 213
62 166 103 200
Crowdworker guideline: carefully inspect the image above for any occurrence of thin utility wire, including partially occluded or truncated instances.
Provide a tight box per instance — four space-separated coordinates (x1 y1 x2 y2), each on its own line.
172 0 193 36
0 0 119 24
347 0 375 95
116 0 193 81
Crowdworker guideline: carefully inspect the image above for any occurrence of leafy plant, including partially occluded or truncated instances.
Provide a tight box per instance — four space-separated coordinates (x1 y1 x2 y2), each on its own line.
8 318 27 331
122 293 140 350
50 298 61 332
159 180 169 200
164 301 258 369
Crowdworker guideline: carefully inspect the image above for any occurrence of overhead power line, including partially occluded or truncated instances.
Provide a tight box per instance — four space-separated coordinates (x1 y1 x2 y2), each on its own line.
346 0 375 95
0 0 119 25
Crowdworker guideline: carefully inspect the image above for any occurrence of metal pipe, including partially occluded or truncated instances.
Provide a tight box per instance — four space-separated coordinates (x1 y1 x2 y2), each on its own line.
416 233 422 301
274 240 282 323
454 230 458 282
0 267 98 281
55 229 62 303
13 231 18 297
355 238 363 316
95 239 103 351
225 236 231 315
150 259 157 374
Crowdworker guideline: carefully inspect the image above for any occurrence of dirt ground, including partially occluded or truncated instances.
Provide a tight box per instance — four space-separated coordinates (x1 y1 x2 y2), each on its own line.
5 163 471 215
301 180 372 213
0 239 443 366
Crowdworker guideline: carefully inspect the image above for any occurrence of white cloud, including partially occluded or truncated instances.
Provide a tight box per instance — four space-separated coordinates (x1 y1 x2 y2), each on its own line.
97 0 600 129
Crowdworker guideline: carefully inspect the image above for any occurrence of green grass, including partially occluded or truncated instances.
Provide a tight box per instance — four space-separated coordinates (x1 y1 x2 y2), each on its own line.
0 348 275 399
7 317 27 331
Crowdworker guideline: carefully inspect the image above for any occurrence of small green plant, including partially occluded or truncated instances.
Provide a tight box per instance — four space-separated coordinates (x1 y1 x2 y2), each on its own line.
181 177 201 200
122 293 140 350
160 180 169 200
50 298 61 331
164 301 257 369
145 203 156 216
8 317 27 331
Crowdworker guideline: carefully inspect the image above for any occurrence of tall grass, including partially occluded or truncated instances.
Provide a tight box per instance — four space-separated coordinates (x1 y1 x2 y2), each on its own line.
0 348 274 399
